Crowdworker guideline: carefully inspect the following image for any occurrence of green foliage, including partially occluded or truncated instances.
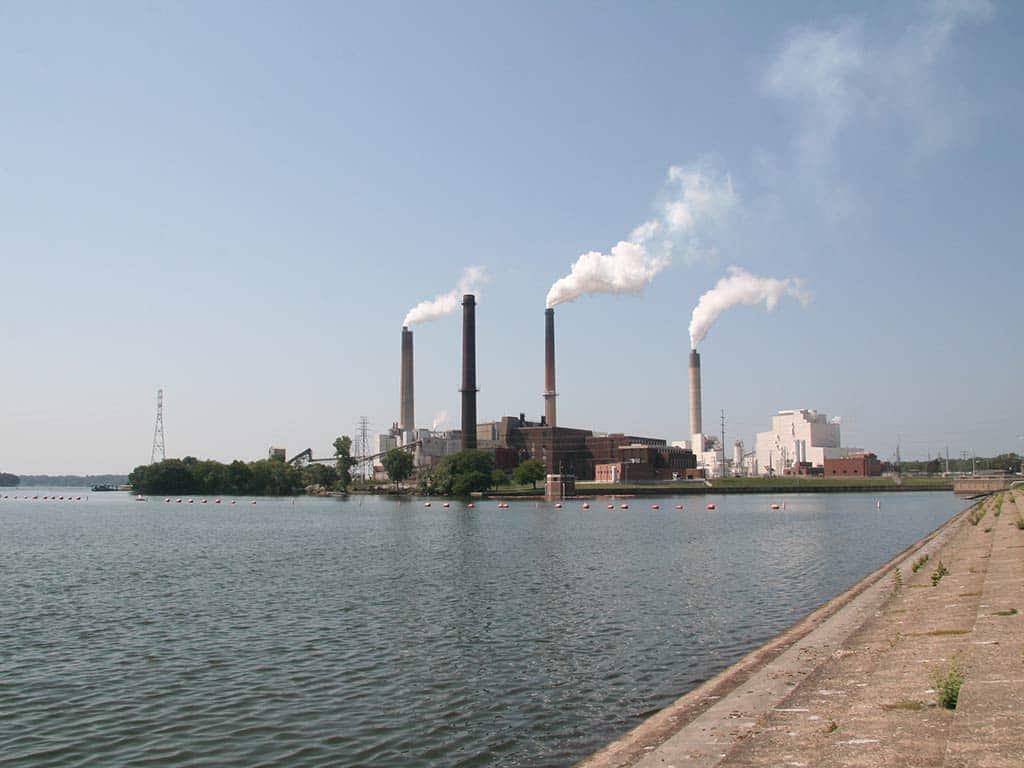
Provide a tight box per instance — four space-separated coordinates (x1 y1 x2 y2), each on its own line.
892 567 903 594
931 560 949 586
1016 516 1024 530
968 503 987 526
491 468 508 488
129 457 303 496
301 463 339 489
0 472 19 486
381 448 414 488
333 436 357 491
931 659 965 710
431 450 495 496
911 554 930 573
512 458 547 489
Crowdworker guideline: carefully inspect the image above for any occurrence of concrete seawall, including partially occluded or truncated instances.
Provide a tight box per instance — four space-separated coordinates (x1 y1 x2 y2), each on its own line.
577 490 1023 768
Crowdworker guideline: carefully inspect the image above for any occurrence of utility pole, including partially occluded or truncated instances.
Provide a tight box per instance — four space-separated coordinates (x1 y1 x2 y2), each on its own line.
151 388 166 464
720 409 726 477
945 446 950 475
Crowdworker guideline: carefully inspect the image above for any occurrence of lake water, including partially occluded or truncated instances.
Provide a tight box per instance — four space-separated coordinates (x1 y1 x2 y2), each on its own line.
0 490 964 767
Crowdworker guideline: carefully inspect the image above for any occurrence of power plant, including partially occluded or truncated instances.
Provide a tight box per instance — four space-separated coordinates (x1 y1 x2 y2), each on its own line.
374 278 855 485
381 299 699 484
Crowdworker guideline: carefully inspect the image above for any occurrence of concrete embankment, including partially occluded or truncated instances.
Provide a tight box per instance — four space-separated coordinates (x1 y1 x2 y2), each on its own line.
577 490 1023 768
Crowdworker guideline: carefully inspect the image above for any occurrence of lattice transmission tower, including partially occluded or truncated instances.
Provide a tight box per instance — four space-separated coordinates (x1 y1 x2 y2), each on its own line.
356 416 371 479
151 388 166 464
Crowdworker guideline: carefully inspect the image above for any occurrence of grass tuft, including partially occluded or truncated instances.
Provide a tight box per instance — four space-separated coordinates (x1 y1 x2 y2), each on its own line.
931 560 949 586
911 554 930 573
882 699 925 711
931 659 965 710
992 607 1018 617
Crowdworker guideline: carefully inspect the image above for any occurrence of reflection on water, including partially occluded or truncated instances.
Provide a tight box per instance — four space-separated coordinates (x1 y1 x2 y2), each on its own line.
0 491 963 767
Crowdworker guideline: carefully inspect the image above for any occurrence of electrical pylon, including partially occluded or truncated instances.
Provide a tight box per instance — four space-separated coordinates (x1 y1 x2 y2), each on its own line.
151 388 166 464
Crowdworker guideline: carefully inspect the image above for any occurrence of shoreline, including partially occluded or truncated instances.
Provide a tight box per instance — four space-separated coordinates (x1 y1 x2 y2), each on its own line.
575 499 973 768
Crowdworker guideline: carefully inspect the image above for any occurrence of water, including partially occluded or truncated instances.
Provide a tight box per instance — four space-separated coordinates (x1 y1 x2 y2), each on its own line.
0 490 963 767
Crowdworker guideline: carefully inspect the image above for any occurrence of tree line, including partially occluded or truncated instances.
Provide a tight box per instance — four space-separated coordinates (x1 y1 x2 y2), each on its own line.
129 436 360 496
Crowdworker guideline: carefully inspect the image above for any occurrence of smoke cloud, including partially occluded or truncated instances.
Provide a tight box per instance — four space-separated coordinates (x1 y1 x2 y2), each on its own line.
546 164 736 308
403 267 487 326
431 411 448 431
689 266 811 348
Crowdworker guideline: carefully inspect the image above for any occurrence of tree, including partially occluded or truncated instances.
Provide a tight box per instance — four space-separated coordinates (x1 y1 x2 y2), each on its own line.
382 448 414 490
491 468 508 489
333 435 357 491
431 450 495 496
0 472 18 487
513 458 547 489
302 463 339 489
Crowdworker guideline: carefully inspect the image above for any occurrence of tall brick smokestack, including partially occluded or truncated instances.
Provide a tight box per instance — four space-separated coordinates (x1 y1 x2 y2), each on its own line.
399 326 414 432
689 349 702 438
544 308 557 427
460 294 477 450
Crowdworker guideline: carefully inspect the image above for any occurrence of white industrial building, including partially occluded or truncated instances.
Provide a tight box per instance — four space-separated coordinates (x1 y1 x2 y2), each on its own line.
755 409 855 475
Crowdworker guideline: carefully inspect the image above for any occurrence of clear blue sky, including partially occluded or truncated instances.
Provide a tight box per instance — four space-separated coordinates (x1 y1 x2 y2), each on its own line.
2 1 1021 474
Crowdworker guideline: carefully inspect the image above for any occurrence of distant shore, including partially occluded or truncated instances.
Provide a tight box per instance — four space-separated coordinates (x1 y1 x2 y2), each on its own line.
491 476 953 498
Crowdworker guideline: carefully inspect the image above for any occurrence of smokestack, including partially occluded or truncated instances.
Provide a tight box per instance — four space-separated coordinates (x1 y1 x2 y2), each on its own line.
400 326 415 432
544 308 557 427
460 294 477 450
689 349 702 438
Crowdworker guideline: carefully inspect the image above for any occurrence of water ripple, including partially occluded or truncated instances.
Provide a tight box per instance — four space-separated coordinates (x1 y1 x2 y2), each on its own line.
0 491 961 767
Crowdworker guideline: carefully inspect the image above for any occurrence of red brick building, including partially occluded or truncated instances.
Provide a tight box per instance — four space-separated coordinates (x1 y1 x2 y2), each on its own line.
824 453 882 477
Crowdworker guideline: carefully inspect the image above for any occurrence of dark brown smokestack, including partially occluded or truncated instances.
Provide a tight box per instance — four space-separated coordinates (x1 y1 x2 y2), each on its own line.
460 294 477 450
543 307 557 427
400 326 414 432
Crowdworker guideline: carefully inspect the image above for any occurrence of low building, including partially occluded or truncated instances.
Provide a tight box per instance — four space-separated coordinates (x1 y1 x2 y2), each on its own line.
825 453 882 477
268 446 286 462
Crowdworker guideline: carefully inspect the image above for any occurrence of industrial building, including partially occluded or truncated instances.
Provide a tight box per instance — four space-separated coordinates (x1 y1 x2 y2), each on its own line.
387 301 696 483
754 409 858 476
825 453 883 477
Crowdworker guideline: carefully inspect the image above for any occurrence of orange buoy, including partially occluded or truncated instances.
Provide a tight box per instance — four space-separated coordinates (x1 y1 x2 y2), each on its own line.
582 503 590 509
607 504 614 509
674 504 683 510
554 502 562 509
651 504 660 510
231 500 237 504
424 502 432 507
706 503 716 510
467 502 474 508
215 499 221 504
770 503 780 510
443 502 450 508
201 499 207 504
620 503 629 509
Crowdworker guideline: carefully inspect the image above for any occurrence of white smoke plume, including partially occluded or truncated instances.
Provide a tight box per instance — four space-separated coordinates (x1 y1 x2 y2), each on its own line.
546 164 736 308
431 411 448 431
404 266 488 326
689 266 811 348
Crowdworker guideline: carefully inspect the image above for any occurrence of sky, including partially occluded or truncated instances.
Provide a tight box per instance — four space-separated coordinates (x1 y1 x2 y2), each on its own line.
1 1 1022 474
